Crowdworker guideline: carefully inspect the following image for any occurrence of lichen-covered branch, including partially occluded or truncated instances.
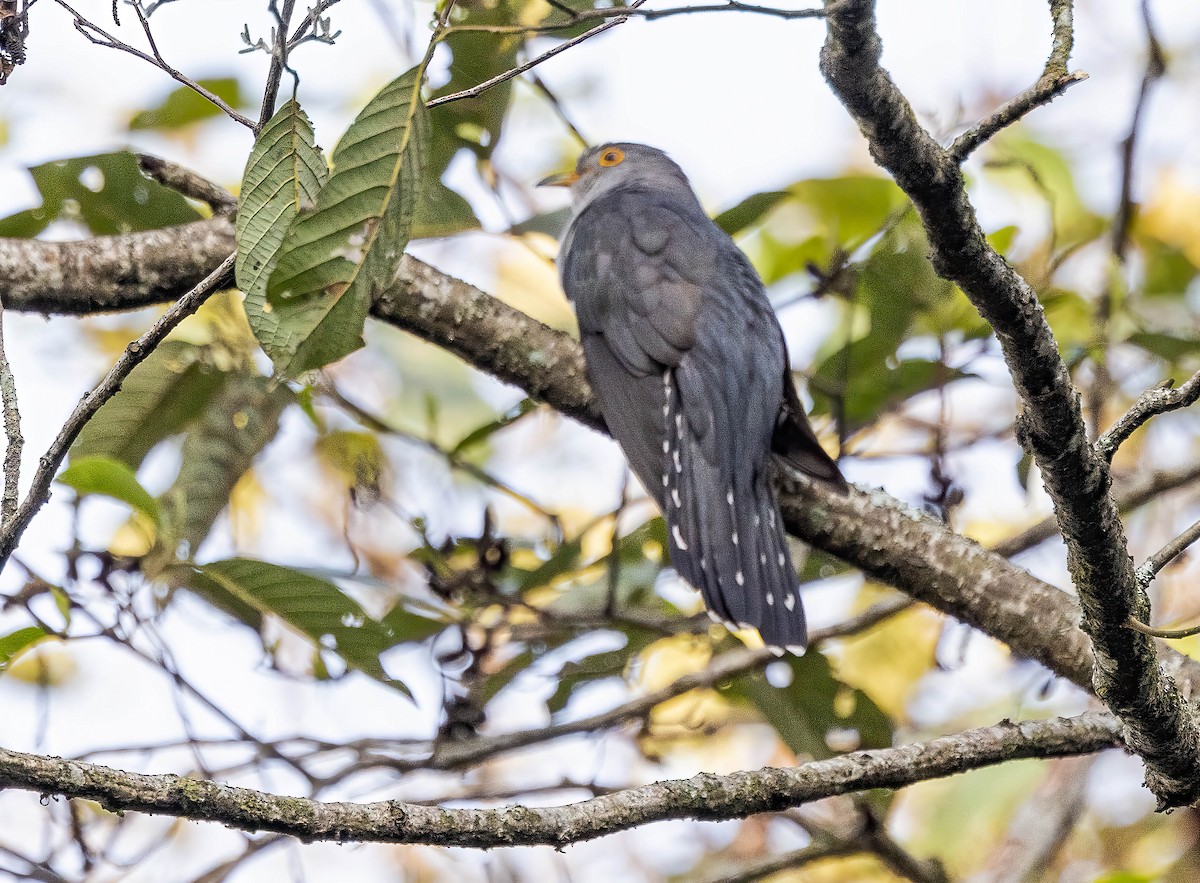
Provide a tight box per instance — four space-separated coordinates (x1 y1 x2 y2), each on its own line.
5 223 1200 702
0 713 1121 846
1095 370 1200 464
819 0 1200 807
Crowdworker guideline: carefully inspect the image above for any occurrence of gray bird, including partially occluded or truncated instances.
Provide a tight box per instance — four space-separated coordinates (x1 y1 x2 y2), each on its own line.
540 142 846 653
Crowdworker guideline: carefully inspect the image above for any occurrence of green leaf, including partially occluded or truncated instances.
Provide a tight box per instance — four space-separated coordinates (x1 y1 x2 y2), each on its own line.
179 558 414 698
1126 331 1200 363
714 190 788 236
157 373 291 561
0 626 48 672
0 152 201 238
450 398 538 456
58 455 160 524
266 67 429 375
725 649 893 761
129 78 245 130
70 341 225 469
236 100 329 365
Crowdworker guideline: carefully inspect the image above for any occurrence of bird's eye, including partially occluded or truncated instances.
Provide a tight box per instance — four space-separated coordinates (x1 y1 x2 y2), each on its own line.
598 147 625 167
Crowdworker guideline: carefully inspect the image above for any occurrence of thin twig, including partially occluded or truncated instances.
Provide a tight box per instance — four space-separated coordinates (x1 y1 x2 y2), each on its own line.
135 153 237 216
0 295 22 529
1094 370 1200 463
256 0 298 133
444 1 825 35
0 253 236 572
1136 517 1200 591
947 0 1087 161
431 597 912 770
52 0 255 129
426 0 652 109
694 842 861 883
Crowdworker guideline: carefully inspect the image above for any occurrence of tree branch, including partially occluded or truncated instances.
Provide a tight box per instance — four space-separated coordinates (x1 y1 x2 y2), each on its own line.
818 0 1200 808
7 221 1200 705
1095 371 1200 464
0 252 236 572
0 713 1121 846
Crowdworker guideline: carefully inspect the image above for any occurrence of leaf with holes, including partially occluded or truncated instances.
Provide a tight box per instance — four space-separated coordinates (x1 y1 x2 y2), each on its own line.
266 67 429 375
236 100 328 366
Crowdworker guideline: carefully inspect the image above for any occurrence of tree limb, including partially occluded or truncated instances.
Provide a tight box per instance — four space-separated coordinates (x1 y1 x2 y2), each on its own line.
0 713 1121 846
6 221 1200 703
819 0 1200 808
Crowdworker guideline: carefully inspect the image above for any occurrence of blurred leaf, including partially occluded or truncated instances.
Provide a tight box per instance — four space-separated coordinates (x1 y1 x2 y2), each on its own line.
986 224 1019 255
1126 331 1200 363
548 629 660 713
179 559 412 697
58 455 160 525
267 67 429 375
0 626 48 673
450 398 537 456
1041 288 1094 352
236 100 328 366
790 177 908 250
129 78 245 130
315 429 389 503
726 650 892 761
714 190 789 236
510 206 572 240
70 341 225 469
156 374 291 565
0 151 201 237
986 133 1106 250
1137 236 1198 299
380 600 448 644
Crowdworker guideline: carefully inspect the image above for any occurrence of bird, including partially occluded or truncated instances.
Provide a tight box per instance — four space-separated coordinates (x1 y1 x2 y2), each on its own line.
540 142 847 654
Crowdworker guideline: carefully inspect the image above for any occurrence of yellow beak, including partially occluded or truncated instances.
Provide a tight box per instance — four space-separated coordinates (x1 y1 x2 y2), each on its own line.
537 170 580 187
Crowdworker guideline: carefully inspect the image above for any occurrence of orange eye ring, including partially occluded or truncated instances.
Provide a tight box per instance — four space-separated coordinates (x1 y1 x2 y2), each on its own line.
598 147 625 167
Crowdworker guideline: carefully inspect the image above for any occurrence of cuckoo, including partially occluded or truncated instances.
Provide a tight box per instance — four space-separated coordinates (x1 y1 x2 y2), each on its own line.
540 142 846 653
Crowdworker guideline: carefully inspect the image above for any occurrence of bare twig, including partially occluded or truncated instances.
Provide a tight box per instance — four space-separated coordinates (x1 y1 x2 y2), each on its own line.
444 1 825 35
947 0 1087 161
0 252 236 572
431 597 911 770
135 154 237 216
1095 371 1200 463
427 0 652 110
694 842 861 883
1136 516 1200 591
991 461 1200 558
0 712 1122 846
820 0 1200 808
256 0 297 133
0 295 21 528
52 0 255 129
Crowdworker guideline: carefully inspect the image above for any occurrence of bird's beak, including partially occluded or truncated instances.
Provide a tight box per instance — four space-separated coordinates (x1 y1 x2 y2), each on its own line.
537 170 580 188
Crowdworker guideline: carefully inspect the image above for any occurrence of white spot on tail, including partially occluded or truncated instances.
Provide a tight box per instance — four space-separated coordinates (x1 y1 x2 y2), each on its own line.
735 571 745 586
778 552 786 566
784 593 796 611
671 488 681 508
662 474 669 487
731 531 739 546
768 511 775 528
672 524 689 551
700 558 707 571
673 449 682 473
760 553 767 565
662 440 669 453
726 488 734 506
766 592 775 606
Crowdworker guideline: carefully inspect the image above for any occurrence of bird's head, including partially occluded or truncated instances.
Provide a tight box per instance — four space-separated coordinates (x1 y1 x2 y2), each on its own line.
538 142 692 209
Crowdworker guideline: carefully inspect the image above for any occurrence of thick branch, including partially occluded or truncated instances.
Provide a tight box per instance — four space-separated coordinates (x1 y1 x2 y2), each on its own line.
0 714 1120 845
7 221 1200 703
819 0 1200 809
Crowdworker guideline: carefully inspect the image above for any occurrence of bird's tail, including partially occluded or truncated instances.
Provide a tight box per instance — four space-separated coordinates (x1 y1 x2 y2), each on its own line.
665 402 808 654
